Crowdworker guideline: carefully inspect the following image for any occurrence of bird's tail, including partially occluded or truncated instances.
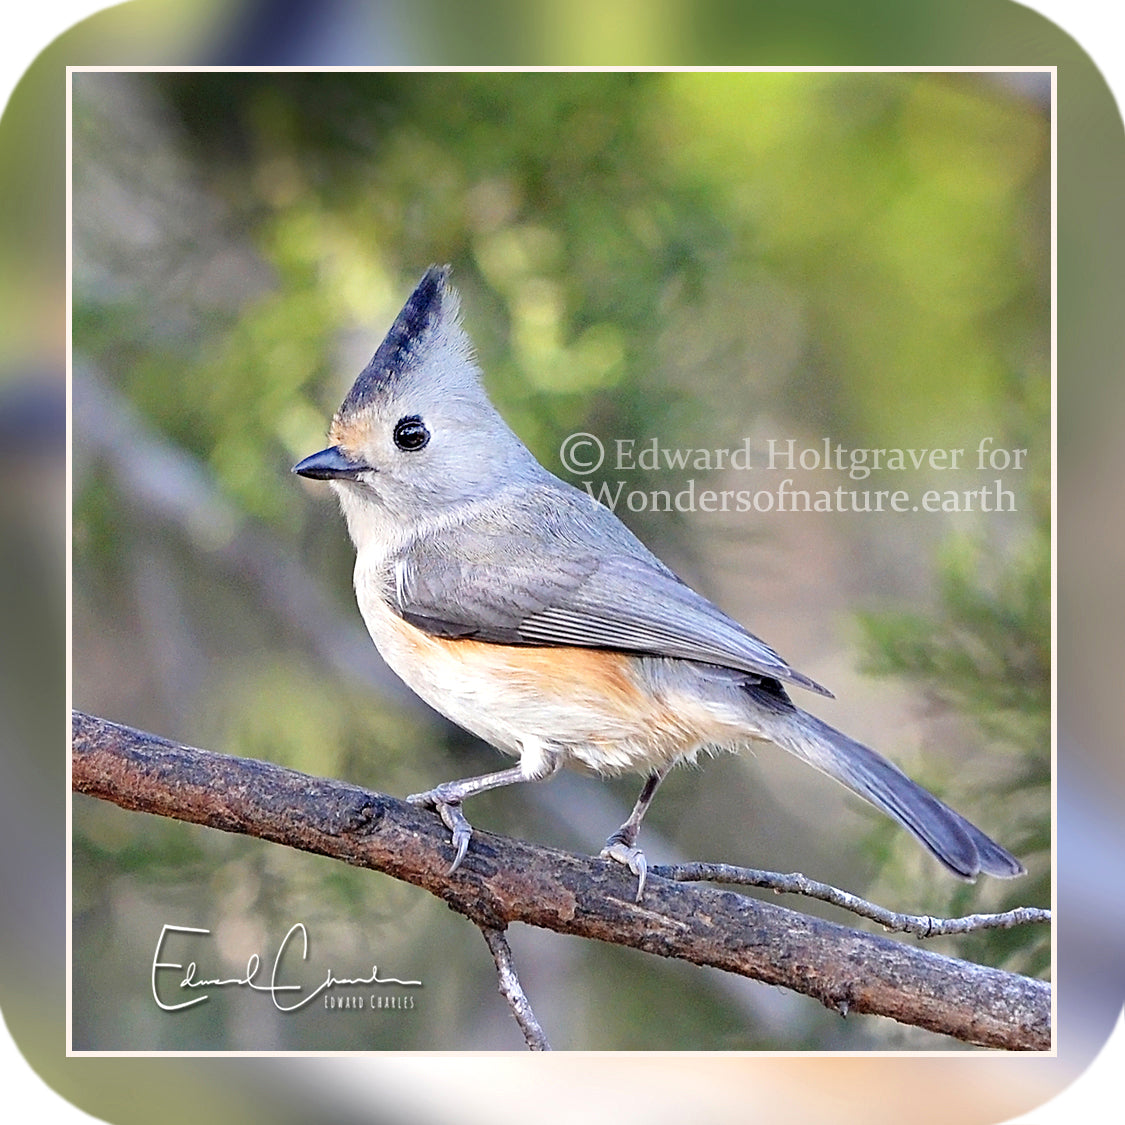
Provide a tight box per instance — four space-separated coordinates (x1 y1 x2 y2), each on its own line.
762 706 1025 879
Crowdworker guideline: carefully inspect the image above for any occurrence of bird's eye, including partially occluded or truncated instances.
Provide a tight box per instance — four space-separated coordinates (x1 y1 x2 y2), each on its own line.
393 416 430 451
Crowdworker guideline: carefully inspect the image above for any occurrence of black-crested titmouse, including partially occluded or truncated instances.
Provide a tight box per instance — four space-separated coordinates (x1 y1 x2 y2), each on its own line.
294 266 1025 898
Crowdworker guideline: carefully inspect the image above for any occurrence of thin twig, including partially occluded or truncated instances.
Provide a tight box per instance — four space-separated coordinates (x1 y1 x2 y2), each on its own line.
652 862 1051 937
479 926 552 1051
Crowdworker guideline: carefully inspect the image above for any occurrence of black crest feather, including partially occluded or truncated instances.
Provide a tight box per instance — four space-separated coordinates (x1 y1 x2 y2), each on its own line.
339 265 449 414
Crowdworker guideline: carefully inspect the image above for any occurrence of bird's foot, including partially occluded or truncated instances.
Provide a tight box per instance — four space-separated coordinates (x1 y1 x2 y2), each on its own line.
600 831 648 902
407 787 473 874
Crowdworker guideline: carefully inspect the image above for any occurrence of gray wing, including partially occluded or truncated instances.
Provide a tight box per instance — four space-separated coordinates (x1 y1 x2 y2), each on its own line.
391 485 832 698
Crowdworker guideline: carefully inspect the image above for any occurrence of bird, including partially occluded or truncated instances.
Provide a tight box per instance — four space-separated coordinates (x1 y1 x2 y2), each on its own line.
294 265 1025 899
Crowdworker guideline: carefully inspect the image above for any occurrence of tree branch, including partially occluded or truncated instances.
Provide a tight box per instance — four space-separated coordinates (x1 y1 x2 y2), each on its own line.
71 710 1051 1051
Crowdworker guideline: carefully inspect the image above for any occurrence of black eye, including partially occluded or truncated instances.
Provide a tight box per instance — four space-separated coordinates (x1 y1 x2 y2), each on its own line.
393 416 430 451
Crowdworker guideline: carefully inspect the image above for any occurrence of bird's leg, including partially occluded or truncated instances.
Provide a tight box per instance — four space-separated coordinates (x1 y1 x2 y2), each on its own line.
600 766 671 901
408 741 562 873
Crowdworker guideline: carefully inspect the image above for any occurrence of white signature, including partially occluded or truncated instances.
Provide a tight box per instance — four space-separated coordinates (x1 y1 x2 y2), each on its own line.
151 923 422 1012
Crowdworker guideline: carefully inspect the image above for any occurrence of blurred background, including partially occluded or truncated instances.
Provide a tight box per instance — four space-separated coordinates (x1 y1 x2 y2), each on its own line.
0 0 1120 1123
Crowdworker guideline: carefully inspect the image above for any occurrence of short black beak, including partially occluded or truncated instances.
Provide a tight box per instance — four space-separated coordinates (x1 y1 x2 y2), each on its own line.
292 446 371 481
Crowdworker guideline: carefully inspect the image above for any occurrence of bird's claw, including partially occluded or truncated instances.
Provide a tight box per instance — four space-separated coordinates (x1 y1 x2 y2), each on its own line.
600 837 648 902
408 788 473 874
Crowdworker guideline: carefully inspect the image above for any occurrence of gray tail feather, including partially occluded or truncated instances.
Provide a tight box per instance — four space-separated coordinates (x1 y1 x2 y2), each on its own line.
766 708 1025 880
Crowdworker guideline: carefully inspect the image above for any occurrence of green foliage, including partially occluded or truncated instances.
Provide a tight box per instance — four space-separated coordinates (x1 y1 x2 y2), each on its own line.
858 529 1050 976
860 533 1049 750
75 71 1049 524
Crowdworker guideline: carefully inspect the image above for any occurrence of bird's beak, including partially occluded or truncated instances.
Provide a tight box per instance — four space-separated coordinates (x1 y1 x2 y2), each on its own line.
292 445 371 481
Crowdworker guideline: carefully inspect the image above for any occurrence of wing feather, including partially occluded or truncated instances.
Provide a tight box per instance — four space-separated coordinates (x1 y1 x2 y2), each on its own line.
389 484 832 697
